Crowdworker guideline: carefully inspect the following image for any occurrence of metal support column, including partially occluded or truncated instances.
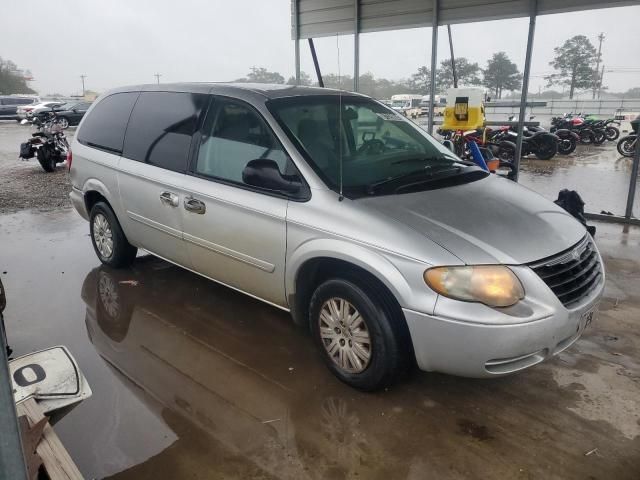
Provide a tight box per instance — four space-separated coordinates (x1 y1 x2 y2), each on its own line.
625 136 640 219
308 39 324 87
513 0 537 182
0 322 28 480
293 0 301 84
427 0 439 135
353 0 360 91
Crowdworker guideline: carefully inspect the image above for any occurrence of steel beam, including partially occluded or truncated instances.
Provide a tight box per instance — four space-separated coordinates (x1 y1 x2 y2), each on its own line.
354 0 360 91
0 321 28 480
427 0 439 135
308 39 324 87
625 135 640 219
513 0 537 182
293 0 300 84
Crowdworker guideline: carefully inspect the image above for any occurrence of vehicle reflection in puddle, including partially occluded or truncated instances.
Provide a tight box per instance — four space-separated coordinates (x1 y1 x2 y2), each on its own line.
82 256 385 479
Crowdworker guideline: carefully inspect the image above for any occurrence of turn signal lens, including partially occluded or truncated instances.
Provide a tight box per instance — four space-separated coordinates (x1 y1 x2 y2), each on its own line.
424 265 524 307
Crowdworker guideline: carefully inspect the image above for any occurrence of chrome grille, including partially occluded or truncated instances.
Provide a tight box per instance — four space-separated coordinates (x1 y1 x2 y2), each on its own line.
528 236 602 308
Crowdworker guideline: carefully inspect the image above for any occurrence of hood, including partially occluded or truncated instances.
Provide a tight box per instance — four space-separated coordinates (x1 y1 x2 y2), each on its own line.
358 175 586 265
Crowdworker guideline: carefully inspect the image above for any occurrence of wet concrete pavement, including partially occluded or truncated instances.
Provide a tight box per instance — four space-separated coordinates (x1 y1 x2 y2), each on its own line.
1 208 639 479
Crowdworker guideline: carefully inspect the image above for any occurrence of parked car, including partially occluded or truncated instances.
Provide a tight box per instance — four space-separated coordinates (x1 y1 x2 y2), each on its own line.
69 83 604 391
0 96 40 120
19 101 66 120
52 101 92 128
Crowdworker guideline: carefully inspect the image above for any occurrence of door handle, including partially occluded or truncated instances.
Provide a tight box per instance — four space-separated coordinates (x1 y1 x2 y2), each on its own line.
159 191 179 207
184 196 206 214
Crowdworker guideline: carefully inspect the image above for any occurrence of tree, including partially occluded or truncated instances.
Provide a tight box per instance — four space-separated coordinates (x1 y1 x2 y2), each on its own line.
286 71 312 86
0 57 35 94
545 35 596 99
437 58 481 92
623 87 640 98
321 73 354 91
482 52 522 99
407 66 432 93
236 67 284 84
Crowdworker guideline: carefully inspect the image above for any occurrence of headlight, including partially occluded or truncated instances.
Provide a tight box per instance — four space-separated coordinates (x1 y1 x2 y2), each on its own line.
424 265 524 307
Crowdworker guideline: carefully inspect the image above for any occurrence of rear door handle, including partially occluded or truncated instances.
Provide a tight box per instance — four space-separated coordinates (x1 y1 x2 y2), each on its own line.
159 191 179 207
184 196 206 214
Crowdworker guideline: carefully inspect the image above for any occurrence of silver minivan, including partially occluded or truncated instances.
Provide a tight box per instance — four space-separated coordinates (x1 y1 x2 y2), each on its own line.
69 83 604 390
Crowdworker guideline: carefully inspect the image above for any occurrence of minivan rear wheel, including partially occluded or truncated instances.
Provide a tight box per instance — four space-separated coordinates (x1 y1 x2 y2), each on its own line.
90 202 137 268
309 277 406 391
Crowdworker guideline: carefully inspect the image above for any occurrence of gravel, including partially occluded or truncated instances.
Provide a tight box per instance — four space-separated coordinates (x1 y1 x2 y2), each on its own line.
0 122 73 214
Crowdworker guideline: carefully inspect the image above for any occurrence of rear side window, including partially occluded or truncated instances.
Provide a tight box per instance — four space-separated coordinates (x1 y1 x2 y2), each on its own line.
78 92 139 154
123 92 207 173
12 98 33 105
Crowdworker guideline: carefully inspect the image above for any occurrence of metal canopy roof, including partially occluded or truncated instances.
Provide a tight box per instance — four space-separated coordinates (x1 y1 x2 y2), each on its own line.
292 0 637 39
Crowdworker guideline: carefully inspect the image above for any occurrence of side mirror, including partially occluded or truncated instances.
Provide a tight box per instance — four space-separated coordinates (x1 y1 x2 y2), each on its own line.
441 140 454 152
72 108 77 112
242 159 302 195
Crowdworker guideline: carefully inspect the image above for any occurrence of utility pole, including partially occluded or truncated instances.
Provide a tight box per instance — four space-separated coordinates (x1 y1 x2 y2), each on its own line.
597 65 605 99
154 73 162 84
80 74 87 97
592 32 605 99
447 24 457 88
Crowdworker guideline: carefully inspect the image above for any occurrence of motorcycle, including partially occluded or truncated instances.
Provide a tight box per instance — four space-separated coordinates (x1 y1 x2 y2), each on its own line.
492 126 558 160
19 111 70 172
551 115 601 145
617 134 637 158
523 118 578 156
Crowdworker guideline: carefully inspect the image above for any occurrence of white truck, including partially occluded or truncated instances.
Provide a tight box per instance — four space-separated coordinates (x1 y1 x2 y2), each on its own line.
390 94 423 118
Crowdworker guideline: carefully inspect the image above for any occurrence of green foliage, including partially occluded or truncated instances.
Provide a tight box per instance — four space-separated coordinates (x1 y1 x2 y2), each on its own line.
236 67 284 84
482 52 522 99
0 57 35 95
437 57 481 91
545 35 597 99
286 71 313 86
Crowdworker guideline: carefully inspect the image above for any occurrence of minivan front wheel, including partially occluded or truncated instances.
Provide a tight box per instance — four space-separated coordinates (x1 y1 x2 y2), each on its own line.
90 202 137 268
309 277 406 391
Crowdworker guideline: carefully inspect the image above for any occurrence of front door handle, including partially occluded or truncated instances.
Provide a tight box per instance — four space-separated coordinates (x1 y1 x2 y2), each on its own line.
184 196 206 214
159 191 179 207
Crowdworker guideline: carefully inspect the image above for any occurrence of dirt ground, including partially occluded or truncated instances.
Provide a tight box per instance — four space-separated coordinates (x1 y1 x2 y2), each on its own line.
0 121 72 214
0 121 639 479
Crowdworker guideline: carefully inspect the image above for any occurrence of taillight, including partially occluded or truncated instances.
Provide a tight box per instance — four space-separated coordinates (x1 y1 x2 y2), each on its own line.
67 149 73 171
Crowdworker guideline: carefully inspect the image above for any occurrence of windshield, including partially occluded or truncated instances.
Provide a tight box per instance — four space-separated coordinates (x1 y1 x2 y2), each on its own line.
390 100 408 108
267 95 484 197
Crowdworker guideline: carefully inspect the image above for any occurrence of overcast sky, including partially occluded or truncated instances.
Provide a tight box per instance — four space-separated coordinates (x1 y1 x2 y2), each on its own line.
3 1 639 96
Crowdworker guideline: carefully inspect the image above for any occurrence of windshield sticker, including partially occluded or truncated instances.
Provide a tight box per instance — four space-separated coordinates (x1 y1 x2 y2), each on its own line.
376 113 403 121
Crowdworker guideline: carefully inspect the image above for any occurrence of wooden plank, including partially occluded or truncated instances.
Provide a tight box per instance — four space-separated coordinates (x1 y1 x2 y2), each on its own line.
16 399 83 480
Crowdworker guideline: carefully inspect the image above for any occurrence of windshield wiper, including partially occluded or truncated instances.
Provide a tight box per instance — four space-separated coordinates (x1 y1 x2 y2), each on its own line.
366 164 463 195
392 155 472 166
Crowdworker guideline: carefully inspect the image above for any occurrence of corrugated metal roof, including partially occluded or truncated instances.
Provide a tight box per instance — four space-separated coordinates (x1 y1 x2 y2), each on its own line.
292 0 637 39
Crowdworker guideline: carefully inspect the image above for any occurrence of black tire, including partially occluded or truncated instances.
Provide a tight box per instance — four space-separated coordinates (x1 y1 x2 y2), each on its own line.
496 140 516 161
89 202 137 268
592 129 606 145
579 129 594 144
557 135 577 155
605 126 620 141
617 135 637 158
534 134 558 160
36 147 56 172
57 117 69 129
309 276 407 391
95 270 133 342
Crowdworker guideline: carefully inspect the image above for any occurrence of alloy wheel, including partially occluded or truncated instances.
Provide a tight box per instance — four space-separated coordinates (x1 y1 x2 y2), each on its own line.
319 298 372 373
93 213 114 259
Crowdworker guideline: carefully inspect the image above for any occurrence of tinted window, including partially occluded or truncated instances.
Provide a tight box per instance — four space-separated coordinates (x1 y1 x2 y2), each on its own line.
123 92 207 173
13 98 34 105
195 99 290 185
78 92 139 153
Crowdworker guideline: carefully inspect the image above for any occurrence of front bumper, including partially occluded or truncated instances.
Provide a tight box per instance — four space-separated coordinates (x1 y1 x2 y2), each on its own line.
404 264 604 378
